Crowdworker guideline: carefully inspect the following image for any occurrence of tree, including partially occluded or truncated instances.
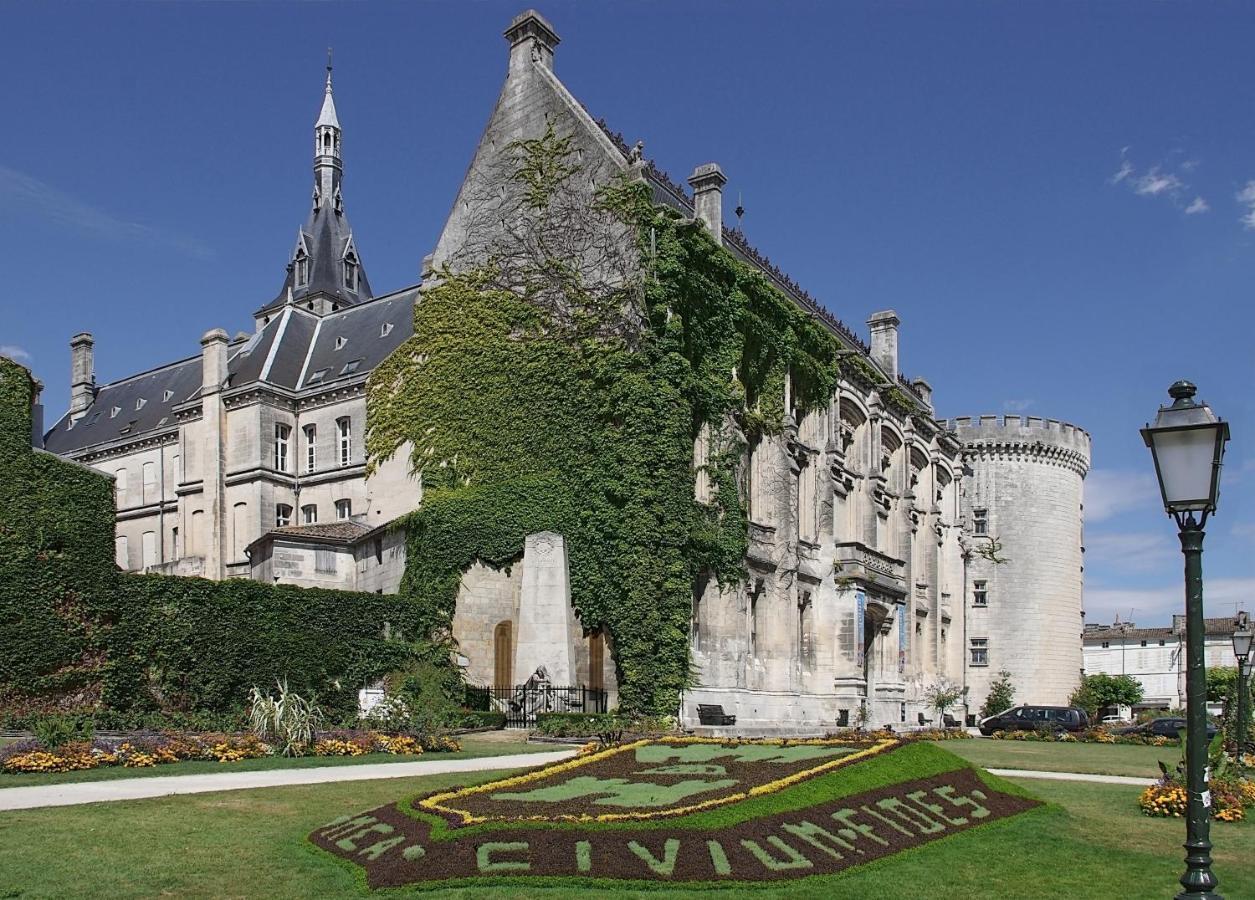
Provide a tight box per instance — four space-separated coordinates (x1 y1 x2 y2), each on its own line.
1069 673 1143 717
1207 666 1238 704
979 670 1016 719
922 678 969 722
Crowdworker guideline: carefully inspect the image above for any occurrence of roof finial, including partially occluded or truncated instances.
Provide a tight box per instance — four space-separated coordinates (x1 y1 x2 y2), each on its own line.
326 47 333 89
735 191 745 225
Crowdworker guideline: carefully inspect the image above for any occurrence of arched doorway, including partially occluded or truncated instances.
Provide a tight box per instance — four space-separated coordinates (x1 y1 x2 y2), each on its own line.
493 621 513 689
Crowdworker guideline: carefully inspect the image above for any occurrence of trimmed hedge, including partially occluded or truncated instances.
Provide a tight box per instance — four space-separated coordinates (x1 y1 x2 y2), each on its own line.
0 357 425 719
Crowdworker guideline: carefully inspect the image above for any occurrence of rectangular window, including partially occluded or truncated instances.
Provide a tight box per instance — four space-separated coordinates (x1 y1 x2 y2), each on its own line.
274 424 291 472
304 424 316 473
1140 640 1148 647
970 638 989 667
115 468 128 506
115 535 129 569
973 508 988 535
302 504 318 525
275 504 292 527
315 548 337 574
973 580 988 607
142 531 157 569
1101 641 1110 648
337 417 351 466
335 499 351 520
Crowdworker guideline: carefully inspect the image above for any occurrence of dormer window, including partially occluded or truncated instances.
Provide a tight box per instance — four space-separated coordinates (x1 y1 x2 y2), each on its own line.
163 390 174 402
344 256 358 291
334 336 347 351
135 398 146 411
380 323 393 338
110 406 121 418
294 252 309 288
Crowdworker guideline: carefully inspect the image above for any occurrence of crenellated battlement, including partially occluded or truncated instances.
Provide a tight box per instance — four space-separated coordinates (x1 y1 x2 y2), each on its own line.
941 414 1091 475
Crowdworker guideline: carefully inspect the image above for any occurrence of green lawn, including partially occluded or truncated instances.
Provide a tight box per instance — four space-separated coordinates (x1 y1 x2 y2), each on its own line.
0 734 553 788
0 762 1251 898
933 738 1173 777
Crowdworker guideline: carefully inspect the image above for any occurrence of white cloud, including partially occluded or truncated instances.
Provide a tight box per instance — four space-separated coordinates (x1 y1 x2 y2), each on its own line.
0 344 32 363
1084 469 1159 523
1109 150 1206 216
0 164 212 259
1086 578 1255 628
1236 181 1255 230
1134 168 1184 197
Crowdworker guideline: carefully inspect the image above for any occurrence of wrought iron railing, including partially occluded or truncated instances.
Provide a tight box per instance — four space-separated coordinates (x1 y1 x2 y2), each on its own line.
464 684 608 728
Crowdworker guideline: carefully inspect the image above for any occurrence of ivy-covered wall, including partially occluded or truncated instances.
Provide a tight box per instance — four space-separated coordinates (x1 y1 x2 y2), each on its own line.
367 131 879 715
0 356 419 718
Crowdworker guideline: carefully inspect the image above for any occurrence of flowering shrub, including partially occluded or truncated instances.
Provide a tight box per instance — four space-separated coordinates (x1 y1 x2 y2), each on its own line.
313 738 368 757
1139 783 1186 818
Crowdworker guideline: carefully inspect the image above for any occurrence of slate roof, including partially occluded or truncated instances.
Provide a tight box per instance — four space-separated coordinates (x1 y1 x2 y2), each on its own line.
43 285 419 456
264 520 373 544
258 202 374 317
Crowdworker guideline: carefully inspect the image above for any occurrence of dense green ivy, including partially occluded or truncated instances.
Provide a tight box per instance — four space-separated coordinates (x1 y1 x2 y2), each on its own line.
366 138 890 714
0 357 419 718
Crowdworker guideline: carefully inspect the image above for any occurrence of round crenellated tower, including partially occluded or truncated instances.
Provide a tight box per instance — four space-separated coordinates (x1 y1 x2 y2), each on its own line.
940 415 1092 713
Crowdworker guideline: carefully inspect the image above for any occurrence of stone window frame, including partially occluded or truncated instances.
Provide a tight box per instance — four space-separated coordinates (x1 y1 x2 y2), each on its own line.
970 637 989 667
301 504 318 525
335 499 352 520
275 504 293 527
972 508 988 535
973 580 988 607
274 423 291 472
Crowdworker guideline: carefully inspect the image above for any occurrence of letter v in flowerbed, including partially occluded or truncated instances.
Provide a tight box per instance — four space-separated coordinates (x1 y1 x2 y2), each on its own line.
309 738 1042 888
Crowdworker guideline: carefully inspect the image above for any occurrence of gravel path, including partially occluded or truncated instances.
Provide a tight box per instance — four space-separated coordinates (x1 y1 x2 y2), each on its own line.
0 749 578 811
987 767 1155 786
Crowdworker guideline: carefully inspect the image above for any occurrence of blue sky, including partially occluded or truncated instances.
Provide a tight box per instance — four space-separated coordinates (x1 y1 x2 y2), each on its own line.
1 2 1251 627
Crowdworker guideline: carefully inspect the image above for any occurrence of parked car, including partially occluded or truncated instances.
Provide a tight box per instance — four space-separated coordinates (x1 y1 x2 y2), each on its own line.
1100 714 1132 726
978 705 1089 736
1112 717 1217 740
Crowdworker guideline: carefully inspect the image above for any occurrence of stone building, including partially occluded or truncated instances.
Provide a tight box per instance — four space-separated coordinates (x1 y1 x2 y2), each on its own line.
41 65 423 581
35 9 1091 729
1083 616 1245 715
945 416 1091 710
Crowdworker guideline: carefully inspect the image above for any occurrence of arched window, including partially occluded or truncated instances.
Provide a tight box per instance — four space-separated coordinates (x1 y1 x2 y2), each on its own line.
294 252 309 287
343 256 358 290
493 621 513 689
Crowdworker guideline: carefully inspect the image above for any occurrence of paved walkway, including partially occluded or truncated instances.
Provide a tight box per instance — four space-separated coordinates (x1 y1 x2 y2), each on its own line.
987 767 1155 786
0 749 578 812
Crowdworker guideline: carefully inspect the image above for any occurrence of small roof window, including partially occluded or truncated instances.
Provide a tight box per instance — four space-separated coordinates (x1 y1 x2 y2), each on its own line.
334 336 348 351
307 367 330 385
135 398 146 411
110 406 121 418
380 323 394 338
340 358 363 376
163 389 174 402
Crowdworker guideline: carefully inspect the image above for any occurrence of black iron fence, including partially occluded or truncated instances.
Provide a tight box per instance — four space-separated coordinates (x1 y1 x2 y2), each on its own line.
465 684 608 728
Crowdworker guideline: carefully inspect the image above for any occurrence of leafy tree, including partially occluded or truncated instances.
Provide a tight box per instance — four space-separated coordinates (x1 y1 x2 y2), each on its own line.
1069 673 1143 717
979 670 1017 719
923 678 968 721
1207 666 1239 704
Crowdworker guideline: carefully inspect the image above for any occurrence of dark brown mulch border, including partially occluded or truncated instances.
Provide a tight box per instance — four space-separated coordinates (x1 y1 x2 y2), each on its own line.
311 767 1039 888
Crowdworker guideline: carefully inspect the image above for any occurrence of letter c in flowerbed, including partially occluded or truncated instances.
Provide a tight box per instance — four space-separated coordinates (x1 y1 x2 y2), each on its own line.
309 738 1040 888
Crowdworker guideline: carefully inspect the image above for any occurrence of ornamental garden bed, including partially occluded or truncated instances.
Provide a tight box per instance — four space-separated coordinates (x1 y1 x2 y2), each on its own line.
310 736 1040 889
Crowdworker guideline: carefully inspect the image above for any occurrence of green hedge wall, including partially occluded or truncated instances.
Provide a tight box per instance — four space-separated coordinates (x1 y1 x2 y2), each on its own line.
0 356 422 718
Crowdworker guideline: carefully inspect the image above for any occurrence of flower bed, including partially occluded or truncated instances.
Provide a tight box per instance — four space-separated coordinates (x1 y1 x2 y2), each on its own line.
311 739 1041 889
990 728 1174 746
0 729 459 775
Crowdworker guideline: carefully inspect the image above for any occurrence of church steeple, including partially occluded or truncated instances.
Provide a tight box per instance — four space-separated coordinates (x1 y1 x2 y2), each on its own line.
256 54 372 328
313 51 342 208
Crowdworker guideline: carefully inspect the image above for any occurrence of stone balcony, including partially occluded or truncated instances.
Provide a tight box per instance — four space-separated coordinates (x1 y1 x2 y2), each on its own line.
833 541 907 599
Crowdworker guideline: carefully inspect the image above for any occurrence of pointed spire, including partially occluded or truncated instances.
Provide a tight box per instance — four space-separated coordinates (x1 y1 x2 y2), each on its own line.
316 48 340 129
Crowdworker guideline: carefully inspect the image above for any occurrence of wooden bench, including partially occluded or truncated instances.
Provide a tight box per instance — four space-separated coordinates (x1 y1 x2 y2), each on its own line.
697 704 736 726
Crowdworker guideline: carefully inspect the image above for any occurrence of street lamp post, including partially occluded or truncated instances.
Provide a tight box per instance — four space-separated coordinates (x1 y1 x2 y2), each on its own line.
1142 380 1230 900
1232 612 1252 756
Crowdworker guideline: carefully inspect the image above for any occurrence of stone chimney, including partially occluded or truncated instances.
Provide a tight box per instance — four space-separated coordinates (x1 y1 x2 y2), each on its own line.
200 328 229 392
69 332 95 420
911 377 933 411
687 163 726 245
867 310 900 381
505 9 560 73
31 379 44 449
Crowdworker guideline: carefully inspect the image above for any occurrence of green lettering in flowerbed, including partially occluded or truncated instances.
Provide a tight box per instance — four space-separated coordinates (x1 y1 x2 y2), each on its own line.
310 760 1038 888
